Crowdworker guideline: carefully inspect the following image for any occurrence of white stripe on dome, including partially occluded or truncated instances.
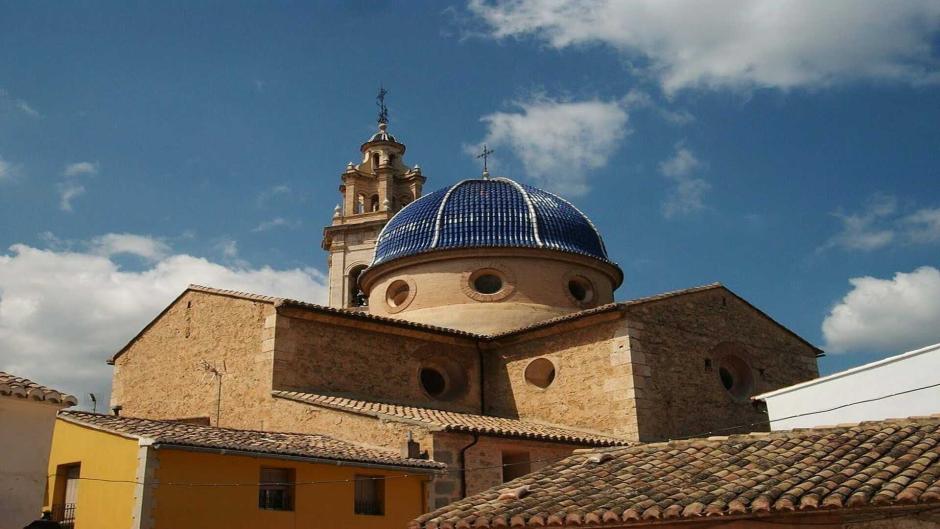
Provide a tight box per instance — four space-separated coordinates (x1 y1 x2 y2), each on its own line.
546 191 608 256
429 179 473 248
494 177 542 247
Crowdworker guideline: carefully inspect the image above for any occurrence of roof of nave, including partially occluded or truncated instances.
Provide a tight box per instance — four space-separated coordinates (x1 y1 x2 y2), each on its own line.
59 410 445 471
273 390 630 447
411 414 940 529
0 371 77 406
109 282 820 364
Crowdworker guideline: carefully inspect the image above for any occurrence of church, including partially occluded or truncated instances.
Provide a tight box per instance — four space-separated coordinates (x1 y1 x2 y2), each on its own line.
106 102 821 509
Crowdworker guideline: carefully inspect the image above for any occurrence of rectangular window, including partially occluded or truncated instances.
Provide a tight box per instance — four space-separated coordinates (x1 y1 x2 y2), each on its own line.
502 451 531 483
354 475 385 515
259 467 294 511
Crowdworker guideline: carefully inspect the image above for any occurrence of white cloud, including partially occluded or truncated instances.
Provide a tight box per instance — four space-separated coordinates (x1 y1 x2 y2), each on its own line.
63 161 99 177
903 208 940 244
57 182 85 212
659 145 710 219
216 238 239 258
0 156 13 182
476 96 629 196
16 100 39 118
256 184 291 206
824 194 898 251
252 217 298 233
822 196 940 252
468 0 940 92
822 266 940 354
56 162 99 211
88 233 171 261
0 235 328 410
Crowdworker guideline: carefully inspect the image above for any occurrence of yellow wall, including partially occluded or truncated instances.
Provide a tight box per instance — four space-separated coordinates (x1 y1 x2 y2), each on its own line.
45 419 141 529
152 449 429 529
47 418 430 529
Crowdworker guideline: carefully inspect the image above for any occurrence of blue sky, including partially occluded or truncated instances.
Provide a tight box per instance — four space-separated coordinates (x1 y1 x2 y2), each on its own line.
1 1 939 406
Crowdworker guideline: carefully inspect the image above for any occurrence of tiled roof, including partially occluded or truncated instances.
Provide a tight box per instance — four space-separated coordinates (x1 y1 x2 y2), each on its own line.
273 391 628 446
0 371 77 405
59 411 444 471
411 415 940 528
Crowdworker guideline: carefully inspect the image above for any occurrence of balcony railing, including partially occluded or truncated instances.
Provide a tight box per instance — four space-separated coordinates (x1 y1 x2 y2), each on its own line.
51 503 76 528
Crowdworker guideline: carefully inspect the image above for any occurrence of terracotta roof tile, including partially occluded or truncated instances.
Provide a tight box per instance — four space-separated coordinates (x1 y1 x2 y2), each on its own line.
59 411 444 471
0 371 77 405
411 416 940 528
273 391 628 446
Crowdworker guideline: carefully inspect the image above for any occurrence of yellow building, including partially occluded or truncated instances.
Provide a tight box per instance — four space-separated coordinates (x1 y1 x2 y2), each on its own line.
45 411 441 529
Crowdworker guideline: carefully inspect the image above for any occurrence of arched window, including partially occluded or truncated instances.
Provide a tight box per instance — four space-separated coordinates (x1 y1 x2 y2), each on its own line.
372 153 380 170
399 195 411 208
355 194 366 214
370 195 380 212
347 265 368 307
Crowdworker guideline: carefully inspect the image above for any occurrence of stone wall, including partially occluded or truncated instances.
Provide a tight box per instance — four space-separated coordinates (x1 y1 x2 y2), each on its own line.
624 288 820 441
266 396 435 453
428 432 582 509
483 316 639 439
271 308 482 414
110 290 274 429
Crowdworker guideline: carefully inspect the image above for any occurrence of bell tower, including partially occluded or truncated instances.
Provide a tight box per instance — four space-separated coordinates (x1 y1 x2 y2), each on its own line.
321 89 426 309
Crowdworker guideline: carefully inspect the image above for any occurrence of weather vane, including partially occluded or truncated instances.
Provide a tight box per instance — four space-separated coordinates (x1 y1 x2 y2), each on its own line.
376 84 389 125
477 144 494 178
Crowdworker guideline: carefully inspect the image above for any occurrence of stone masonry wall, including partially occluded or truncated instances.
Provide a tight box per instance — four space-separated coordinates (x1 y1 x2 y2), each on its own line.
625 288 820 441
483 317 640 439
429 432 583 509
271 308 482 414
111 291 274 429
266 396 435 453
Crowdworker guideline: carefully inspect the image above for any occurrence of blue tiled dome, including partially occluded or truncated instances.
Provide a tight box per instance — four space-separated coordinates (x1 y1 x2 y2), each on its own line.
371 178 619 272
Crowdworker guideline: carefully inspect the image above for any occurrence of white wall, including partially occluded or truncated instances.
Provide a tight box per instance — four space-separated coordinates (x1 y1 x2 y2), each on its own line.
757 343 940 431
0 398 61 529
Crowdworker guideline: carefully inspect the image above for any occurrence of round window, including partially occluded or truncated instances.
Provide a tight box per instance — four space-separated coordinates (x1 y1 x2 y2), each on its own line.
420 367 447 397
717 355 754 401
524 358 556 389
473 274 503 294
567 276 595 303
386 280 411 308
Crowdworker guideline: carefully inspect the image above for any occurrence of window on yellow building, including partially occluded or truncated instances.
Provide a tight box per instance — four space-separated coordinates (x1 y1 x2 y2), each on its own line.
354 475 385 515
501 451 531 483
259 467 294 511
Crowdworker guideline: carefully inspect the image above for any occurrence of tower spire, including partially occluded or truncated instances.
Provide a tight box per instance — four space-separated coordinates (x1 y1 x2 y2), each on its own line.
376 84 389 125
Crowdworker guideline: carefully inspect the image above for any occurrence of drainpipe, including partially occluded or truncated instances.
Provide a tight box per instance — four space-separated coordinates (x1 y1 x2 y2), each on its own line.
458 434 480 499
476 340 486 414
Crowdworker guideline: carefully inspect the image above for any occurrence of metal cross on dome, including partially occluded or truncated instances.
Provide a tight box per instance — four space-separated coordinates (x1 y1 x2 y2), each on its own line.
477 144 494 178
376 85 389 125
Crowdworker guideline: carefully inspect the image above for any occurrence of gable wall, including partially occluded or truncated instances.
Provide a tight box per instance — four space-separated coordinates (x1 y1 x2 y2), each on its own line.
624 288 819 441
482 318 641 439
110 291 274 429
271 310 482 414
